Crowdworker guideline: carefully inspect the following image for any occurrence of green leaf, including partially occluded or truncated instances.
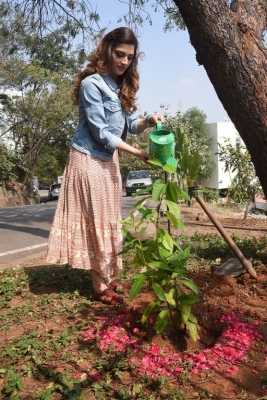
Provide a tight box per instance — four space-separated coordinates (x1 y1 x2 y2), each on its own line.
180 146 190 172
163 163 177 174
158 247 172 258
171 266 188 277
161 230 174 252
165 211 183 229
185 320 198 342
139 208 156 221
141 300 157 323
147 260 172 271
180 303 191 323
134 195 151 208
152 282 166 301
138 226 147 238
119 219 134 227
179 294 199 305
140 265 154 273
129 210 135 224
166 181 181 203
180 279 199 294
131 251 145 268
130 274 147 301
155 309 169 333
121 228 138 243
180 189 190 201
133 383 142 394
165 200 181 219
188 312 198 324
152 179 166 201
169 252 190 267
148 158 163 167
165 293 176 306
187 153 201 186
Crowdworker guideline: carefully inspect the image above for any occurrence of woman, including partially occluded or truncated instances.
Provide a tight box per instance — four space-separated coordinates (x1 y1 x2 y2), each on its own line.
47 27 164 305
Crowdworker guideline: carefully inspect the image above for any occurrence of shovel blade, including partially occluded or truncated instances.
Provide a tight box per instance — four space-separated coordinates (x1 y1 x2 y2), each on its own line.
214 258 245 277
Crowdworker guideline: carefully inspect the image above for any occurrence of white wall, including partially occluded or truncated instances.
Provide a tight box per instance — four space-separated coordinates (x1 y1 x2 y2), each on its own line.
201 122 241 190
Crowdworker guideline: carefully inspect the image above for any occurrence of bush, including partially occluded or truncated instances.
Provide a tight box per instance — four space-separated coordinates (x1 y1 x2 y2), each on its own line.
0 143 18 184
179 232 267 264
192 186 219 203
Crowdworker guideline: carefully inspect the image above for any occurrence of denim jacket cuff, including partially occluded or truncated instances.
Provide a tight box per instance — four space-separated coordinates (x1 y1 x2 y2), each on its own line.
106 135 122 150
129 119 139 134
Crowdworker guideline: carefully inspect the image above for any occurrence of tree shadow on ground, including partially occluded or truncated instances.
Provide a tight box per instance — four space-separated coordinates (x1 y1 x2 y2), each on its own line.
24 263 94 300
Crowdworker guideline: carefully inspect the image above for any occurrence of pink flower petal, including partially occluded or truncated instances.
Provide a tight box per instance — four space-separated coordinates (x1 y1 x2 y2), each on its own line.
92 371 101 381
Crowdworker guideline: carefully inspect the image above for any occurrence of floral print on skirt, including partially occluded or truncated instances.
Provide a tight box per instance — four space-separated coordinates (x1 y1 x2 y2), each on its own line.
46 147 123 280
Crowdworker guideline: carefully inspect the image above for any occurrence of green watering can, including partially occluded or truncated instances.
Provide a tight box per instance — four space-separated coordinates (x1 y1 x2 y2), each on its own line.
149 121 177 167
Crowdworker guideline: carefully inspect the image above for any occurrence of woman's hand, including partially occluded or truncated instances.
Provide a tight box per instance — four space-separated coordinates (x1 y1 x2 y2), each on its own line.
137 114 165 132
137 149 150 163
147 114 165 127
117 141 150 163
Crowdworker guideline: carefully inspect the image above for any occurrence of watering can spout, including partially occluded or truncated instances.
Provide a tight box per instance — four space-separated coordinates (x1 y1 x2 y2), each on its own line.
149 122 177 167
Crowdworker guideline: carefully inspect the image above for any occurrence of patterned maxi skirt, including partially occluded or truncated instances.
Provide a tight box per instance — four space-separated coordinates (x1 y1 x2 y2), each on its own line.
46 147 123 280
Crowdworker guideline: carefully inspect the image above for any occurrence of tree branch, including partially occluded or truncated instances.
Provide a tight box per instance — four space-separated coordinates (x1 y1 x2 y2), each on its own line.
9 0 103 43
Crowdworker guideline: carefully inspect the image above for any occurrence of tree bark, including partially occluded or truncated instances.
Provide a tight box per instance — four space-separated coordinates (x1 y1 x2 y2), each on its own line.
173 0 267 198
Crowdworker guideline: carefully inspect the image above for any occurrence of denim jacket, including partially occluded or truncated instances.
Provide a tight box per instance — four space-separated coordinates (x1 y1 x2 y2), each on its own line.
71 73 141 161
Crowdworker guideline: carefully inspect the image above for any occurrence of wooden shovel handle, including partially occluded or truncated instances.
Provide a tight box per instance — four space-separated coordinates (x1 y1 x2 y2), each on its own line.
195 196 257 278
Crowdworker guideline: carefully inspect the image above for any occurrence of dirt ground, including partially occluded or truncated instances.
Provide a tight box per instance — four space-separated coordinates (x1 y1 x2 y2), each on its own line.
1 201 267 399
180 201 267 239
132 201 267 399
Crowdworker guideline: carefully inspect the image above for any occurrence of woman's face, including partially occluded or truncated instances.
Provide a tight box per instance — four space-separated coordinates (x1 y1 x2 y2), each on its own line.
109 43 135 82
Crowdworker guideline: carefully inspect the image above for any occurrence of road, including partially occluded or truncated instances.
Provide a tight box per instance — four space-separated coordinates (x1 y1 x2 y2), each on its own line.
0 190 141 267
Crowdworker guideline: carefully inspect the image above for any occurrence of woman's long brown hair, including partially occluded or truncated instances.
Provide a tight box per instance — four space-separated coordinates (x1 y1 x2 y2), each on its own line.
73 27 140 112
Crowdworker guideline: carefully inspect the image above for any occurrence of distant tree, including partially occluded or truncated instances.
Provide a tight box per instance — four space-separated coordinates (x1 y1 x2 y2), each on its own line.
34 145 71 185
0 5 81 190
217 139 262 219
181 107 214 183
163 107 214 183
0 5 87 90
0 142 22 184
0 75 77 188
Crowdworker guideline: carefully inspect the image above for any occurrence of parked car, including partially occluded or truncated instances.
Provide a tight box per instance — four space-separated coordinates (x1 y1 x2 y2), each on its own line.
125 170 153 196
48 183 61 200
39 183 50 190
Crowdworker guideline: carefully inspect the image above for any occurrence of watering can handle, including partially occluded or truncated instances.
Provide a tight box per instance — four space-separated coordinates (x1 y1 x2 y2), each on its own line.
156 120 162 130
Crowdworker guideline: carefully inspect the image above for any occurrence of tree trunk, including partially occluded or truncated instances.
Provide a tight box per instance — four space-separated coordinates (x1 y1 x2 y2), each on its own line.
244 200 251 219
173 0 267 198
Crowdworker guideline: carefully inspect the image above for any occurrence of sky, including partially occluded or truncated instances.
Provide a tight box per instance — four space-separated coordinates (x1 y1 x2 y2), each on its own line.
85 0 230 124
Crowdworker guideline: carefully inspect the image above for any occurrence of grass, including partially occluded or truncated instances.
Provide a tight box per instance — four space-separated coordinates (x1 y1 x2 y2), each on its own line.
180 232 267 266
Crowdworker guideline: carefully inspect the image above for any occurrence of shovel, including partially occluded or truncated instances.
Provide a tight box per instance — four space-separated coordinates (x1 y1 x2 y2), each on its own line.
195 195 257 279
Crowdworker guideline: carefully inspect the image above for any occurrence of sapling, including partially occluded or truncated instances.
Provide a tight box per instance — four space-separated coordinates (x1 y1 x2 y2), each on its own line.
119 159 200 342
